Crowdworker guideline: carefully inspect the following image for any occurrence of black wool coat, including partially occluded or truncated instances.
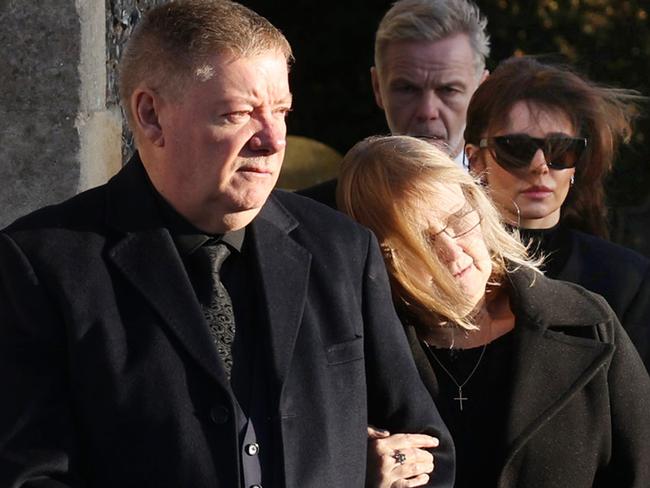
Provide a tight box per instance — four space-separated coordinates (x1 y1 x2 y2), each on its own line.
538 226 650 372
405 268 650 488
0 158 455 488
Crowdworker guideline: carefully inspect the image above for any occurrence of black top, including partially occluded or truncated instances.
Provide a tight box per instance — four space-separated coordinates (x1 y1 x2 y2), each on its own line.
518 224 570 278
423 332 515 488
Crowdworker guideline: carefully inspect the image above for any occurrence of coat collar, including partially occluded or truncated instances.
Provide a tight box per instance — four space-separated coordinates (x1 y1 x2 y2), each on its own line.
505 264 608 326
406 266 614 478
500 267 614 474
104 153 165 233
103 156 311 391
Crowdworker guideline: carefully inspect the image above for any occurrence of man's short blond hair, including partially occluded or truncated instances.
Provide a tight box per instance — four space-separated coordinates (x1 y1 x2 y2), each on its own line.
374 0 489 75
119 0 293 129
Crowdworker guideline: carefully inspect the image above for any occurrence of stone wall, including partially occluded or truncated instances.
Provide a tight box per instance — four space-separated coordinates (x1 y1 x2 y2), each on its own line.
0 0 83 227
107 0 167 162
0 0 146 228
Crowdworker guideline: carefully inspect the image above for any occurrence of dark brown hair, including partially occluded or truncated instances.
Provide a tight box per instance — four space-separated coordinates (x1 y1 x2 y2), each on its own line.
464 56 640 238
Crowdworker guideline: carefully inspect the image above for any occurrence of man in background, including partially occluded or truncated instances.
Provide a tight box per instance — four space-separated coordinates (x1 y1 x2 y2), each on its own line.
0 1 453 486
300 0 490 208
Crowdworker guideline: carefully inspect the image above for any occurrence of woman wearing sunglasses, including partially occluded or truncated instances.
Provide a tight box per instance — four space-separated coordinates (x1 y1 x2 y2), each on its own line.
338 135 650 488
464 56 650 371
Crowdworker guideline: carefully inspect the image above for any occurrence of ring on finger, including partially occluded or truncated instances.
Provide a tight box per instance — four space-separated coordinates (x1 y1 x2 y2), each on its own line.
392 449 406 465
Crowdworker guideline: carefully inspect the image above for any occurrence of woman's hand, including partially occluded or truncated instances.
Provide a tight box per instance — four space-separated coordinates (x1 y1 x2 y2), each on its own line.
366 426 439 488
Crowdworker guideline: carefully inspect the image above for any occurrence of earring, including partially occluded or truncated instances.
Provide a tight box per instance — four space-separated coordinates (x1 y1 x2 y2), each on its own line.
570 175 575 186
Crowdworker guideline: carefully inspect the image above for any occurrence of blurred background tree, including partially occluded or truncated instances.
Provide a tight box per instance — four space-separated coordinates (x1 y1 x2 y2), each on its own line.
486 0 650 209
246 0 649 212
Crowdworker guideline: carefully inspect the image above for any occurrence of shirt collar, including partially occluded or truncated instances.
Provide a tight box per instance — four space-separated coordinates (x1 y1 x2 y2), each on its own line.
150 181 246 256
174 227 246 256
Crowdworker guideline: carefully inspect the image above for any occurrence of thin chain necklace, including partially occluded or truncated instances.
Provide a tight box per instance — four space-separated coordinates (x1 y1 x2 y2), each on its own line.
423 340 487 412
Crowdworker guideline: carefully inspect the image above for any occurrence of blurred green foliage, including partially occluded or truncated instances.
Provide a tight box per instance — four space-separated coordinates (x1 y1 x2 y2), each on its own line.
246 0 649 207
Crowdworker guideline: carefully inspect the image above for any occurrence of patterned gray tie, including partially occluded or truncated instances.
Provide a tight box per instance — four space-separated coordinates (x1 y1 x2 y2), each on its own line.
202 242 236 379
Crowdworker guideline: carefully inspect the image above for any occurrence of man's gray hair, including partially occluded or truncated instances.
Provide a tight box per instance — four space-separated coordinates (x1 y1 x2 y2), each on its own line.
374 0 490 75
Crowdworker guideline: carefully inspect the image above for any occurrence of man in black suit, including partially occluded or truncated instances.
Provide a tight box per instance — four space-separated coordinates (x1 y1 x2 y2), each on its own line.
0 1 453 487
299 0 490 208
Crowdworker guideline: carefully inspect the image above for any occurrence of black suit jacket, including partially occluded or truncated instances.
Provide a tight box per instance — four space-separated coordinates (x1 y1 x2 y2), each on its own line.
0 159 454 487
406 268 650 487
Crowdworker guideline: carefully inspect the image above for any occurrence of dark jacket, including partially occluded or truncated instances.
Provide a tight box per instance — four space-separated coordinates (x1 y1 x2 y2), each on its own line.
405 267 650 488
523 225 650 371
0 159 454 488
296 177 338 209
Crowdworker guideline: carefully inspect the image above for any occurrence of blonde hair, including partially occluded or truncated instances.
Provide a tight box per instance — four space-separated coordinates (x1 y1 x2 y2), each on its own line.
119 0 293 129
374 0 490 75
337 135 538 330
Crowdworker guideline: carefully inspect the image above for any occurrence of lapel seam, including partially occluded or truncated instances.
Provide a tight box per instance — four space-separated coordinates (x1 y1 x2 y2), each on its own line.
250 215 311 398
109 230 230 386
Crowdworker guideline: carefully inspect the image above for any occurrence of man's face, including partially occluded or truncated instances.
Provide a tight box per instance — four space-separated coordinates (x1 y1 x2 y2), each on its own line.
148 51 292 231
372 34 486 158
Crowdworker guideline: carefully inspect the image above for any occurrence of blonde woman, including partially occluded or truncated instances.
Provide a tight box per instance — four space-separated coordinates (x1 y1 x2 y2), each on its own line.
338 135 650 488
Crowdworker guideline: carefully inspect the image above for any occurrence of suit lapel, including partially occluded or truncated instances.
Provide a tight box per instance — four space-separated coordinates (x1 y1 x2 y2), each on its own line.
104 162 312 390
252 194 311 392
104 157 226 384
109 229 226 383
